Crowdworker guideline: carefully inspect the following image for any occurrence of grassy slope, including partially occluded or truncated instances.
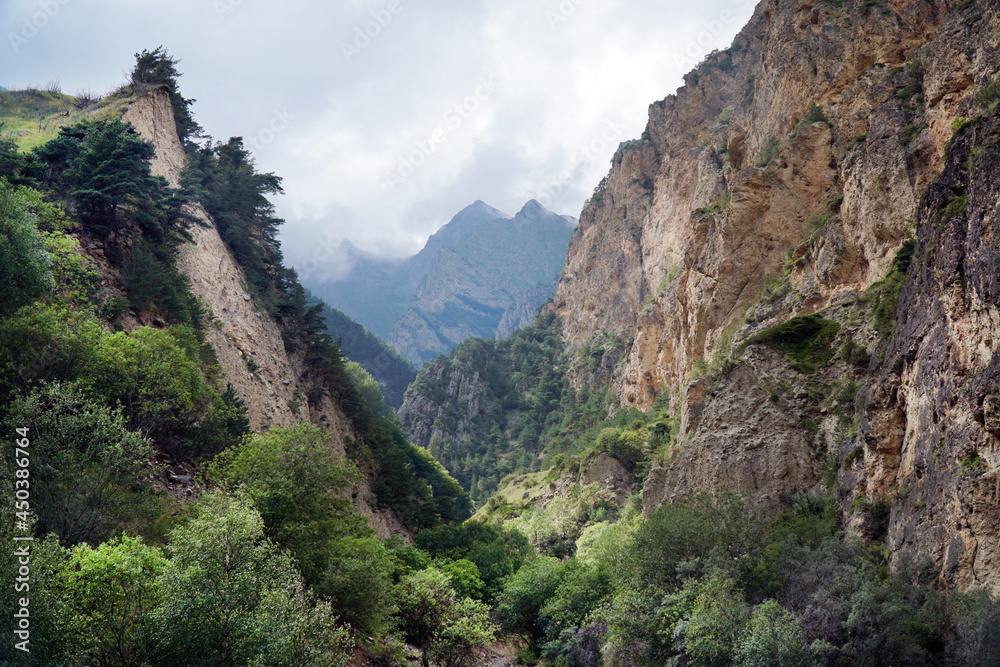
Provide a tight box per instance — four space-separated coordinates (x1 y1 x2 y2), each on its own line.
0 89 133 150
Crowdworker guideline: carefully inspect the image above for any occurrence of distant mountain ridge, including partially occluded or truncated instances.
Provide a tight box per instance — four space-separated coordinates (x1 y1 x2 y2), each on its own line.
312 200 576 366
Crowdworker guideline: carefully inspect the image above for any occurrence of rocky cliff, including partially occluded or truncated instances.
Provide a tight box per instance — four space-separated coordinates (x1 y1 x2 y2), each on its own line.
550 0 1000 590
121 89 408 539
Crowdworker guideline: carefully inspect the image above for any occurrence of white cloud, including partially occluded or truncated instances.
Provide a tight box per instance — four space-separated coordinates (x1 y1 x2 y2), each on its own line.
0 0 756 277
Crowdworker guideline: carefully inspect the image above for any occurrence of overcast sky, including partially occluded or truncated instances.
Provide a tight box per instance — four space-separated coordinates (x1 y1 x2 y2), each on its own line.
1 0 755 282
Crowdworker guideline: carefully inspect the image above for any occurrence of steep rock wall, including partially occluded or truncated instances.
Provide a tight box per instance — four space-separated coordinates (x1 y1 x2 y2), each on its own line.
552 0 1000 590
848 107 1000 592
553 0 992 408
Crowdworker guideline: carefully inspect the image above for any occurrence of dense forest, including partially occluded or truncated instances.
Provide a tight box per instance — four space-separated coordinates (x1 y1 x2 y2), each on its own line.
1 44 999 667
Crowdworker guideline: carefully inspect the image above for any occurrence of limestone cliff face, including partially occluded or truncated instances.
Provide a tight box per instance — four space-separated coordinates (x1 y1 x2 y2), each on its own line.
552 0 1000 590
849 107 1000 592
121 89 408 540
554 0 992 407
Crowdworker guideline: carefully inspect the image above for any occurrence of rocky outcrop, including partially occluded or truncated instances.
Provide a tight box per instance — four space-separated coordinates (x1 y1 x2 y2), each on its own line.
552 0 1000 590
123 88 409 540
846 105 1000 592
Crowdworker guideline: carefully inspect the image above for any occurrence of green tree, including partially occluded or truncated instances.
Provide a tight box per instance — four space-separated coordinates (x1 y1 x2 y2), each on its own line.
206 425 365 571
0 304 104 400
147 490 350 666
62 119 171 236
85 325 213 437
495 556 564 646
679 574 750 667
0 382 154 544
735 599 814 667
0 178 53 314
345 360 386 415
415 521 533 602
130 46 203 143
61 535 168 666
205 424 397 635
396 567 497 667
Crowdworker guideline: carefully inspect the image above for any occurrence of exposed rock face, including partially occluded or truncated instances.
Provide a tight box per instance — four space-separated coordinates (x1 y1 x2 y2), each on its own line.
553 0 989 407
551 0 1000 590
848 107 1000 592
123 89 409 540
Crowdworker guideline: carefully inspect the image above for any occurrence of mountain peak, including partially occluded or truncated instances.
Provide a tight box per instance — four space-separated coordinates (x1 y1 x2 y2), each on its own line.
517 199 546 217
457 200 510 219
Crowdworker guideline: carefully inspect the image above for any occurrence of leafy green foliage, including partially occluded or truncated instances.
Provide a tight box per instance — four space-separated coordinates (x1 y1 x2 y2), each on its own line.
206 424 398 634
345 360 386 415
147 491 351 666
120 236 206 330
407 313 632 505
0 178 53 314
319 301 416 408
181 137 285 311
975 77 1000 110
415 521 534 603
61 536 168 666
206 425 364 570
65 120 168 232
757 136 780 166
799 102 828 127
704 190 731 214
85 326 213 437
862 239 917 337
396 567 498 667
33 119 179 238
0 382 154 544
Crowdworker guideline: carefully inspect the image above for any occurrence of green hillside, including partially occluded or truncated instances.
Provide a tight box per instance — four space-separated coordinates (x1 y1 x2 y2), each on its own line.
315 299 416 408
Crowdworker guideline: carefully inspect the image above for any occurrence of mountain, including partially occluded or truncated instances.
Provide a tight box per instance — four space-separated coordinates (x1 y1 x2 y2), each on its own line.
312 199 576 366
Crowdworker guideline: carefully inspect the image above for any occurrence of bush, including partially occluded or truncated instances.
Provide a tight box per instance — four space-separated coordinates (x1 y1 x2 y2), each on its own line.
800 103 828 126
742 315 841 374
147 490 351 666
397 567 497 667
205 425 393 633
60 536 168 666
85 326 213 439
757 137 780 166
735 599 813 667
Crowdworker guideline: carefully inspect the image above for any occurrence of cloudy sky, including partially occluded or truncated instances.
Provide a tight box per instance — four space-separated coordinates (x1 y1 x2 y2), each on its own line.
1 0 756 282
